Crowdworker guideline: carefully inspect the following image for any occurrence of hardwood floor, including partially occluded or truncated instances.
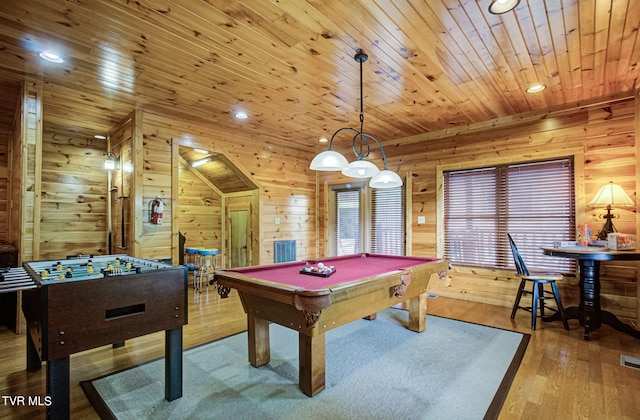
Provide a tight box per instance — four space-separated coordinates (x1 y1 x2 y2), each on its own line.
1 285 639 419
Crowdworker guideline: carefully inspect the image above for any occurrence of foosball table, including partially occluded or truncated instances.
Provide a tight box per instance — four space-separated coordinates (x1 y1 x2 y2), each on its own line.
18 254 188 420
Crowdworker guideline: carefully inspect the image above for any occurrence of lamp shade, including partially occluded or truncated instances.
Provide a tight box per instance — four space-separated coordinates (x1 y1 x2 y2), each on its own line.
588 181 635 207
104 153 117 170
369 170 403 189
310 150 349 171
341 159 380 178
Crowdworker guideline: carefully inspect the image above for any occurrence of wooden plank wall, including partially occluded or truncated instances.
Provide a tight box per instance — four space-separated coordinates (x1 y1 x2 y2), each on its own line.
231 148 315 264
261 186 313 263
12 82 41 263
0 84 12 242
140 113 173 260
39 130 107 259
178 159 223 253
426 101 635 319
1 102 315 267
108 115 133 255
318 98 638 320
421 100 637 319
6 93 22 249
140 110 317 266
0 132 8 241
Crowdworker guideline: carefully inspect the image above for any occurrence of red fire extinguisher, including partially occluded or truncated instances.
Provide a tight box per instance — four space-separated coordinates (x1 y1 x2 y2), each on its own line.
151 197 164 225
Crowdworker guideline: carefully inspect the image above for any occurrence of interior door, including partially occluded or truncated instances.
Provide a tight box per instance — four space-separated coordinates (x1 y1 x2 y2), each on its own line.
229 209 248 268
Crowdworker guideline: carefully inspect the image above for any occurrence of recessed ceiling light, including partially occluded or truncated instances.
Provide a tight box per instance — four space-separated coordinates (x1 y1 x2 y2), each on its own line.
94 135 107 140
319 137 328 143
488 0 520 14
526 84 546 93
38 51 64 63
235 111 248 119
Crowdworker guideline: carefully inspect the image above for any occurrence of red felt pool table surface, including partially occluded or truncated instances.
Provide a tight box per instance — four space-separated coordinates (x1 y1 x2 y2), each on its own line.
222 253 439 289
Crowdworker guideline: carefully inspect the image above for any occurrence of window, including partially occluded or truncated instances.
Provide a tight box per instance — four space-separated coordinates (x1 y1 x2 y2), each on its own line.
330 183 405 256
443 158 575 273
370 187 405 254
334 187 361 255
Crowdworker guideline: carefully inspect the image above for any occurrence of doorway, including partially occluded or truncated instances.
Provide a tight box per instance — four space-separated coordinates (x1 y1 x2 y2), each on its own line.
229 209 248 268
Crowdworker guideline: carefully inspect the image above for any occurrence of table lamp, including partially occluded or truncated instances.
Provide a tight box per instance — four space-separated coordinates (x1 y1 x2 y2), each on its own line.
588 181 635 240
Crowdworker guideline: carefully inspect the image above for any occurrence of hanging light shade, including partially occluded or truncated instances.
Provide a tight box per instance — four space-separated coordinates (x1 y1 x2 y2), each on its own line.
309 149 349 171
370 169 403 189
342 159 380 178
309 49 402 189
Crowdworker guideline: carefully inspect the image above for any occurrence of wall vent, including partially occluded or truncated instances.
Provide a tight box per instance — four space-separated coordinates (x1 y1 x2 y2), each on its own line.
620 354 640 370
274 240 296 263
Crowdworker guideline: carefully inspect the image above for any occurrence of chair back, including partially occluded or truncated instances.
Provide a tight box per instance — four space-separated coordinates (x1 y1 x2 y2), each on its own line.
507 234 530 276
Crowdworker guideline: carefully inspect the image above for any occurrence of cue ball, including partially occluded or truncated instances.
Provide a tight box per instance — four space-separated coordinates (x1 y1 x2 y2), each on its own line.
317 262 324 269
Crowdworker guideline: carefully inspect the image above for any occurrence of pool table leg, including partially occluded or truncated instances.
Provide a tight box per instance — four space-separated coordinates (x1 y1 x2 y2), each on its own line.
247 313 271 367
299 332 326 397
407 293 427 332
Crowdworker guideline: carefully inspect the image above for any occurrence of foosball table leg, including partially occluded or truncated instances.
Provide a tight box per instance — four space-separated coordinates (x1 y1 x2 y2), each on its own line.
26 331 42 372
165 327 183 401
46 356 70 420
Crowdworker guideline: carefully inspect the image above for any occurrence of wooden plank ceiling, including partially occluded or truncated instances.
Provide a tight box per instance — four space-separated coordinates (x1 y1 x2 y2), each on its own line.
0 0 638 152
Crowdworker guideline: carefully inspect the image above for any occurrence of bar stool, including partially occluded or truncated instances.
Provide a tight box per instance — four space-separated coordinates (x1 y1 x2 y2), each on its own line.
185 247 201 290
196 248 218 292
508 234 570 331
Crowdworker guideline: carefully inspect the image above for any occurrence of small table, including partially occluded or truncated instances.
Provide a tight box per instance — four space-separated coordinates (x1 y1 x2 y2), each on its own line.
214 253 448 396
542 247 640 340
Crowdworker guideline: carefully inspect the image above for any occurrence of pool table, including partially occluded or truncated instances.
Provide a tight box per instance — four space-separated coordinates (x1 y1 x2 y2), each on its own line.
214 253 449 396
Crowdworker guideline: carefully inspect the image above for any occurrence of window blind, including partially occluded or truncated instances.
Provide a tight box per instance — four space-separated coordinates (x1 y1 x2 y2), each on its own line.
370 187 405 255
334 188 361 256
444 158 576 274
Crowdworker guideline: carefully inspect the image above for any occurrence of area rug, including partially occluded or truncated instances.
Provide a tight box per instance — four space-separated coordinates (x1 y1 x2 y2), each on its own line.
81 309 529 420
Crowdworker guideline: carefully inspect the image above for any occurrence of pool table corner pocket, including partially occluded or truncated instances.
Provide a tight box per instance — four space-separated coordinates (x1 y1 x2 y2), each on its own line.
393 270 412 298
294 290 332 327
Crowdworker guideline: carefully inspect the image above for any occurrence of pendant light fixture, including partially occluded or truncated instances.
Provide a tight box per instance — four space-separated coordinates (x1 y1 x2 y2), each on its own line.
309 49 402 189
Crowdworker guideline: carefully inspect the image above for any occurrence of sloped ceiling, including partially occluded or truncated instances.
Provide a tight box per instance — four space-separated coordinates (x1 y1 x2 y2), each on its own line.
180 147 256 194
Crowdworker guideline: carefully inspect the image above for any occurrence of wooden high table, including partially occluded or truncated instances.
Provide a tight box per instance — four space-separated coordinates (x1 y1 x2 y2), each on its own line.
542 247 640 340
